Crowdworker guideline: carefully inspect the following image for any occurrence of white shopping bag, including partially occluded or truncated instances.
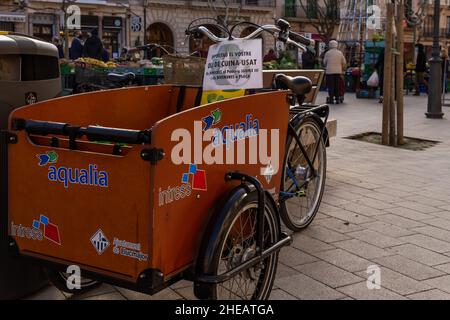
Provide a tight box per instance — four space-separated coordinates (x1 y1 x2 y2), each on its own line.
367 71 379 87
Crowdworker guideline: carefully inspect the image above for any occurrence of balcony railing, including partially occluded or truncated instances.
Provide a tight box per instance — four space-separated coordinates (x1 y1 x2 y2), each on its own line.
194 0 276 6
421 28 450 38
284 4 340 20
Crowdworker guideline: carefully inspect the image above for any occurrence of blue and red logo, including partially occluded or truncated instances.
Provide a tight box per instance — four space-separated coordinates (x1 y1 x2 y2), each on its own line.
182 164 207 191
32 214 61 245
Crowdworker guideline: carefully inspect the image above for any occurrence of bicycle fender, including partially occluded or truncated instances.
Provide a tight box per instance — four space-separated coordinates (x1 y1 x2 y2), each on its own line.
295 113 330 148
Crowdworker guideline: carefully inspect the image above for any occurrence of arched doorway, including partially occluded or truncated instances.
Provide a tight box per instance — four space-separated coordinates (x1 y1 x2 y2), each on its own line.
147 22 174 57
189 24 222 58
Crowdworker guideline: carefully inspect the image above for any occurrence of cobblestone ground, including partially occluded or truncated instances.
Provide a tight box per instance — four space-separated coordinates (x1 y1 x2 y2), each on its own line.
27 92 450 300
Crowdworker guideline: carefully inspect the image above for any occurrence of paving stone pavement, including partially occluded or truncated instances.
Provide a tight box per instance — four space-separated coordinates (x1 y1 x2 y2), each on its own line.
27 93 450 300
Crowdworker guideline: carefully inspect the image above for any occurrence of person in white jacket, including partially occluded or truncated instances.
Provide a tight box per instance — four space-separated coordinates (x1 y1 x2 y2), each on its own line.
323 40 347 104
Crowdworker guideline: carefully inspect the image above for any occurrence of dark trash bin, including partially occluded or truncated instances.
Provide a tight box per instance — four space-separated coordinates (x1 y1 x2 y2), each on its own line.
1 132 48 299
0 32 59 299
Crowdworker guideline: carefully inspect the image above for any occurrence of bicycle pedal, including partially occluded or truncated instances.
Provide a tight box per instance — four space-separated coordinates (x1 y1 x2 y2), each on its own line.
296 190 306 197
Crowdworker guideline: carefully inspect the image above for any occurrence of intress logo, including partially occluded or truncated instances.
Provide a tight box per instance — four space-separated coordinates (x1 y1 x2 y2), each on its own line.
37 151 109 189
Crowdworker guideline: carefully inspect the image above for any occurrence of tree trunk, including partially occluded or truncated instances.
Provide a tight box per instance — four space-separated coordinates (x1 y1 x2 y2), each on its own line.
389 62 396 147
382 3 394 146
396 2 405 145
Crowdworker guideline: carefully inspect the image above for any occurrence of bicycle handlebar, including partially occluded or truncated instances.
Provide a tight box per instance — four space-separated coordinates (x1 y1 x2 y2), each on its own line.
185 19 309 52
287 30 311 47
12 119 151 145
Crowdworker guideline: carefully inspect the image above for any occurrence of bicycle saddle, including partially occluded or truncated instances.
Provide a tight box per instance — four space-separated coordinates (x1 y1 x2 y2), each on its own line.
273 74 313 97
107 72 136 83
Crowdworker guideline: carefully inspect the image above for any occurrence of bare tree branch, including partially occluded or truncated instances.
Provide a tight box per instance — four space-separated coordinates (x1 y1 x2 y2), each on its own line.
405 0 428 26
404 0 429 46
298 0 340 42
207 0 242 27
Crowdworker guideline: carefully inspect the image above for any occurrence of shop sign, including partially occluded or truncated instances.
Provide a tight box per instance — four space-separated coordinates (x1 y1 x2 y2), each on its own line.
103 16 122 29
131 16 141 32
31 13 55 24
0 14 26 23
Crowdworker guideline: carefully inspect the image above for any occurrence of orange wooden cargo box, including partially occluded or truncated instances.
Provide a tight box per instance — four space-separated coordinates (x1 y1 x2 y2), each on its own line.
4 85 290 295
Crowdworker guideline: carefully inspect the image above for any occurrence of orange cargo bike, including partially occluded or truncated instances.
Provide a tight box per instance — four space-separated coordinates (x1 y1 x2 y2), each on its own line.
1 19 329 299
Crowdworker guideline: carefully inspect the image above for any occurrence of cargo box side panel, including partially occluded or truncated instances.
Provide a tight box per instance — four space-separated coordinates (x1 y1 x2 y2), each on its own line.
150 91 290 278
8 133 152 281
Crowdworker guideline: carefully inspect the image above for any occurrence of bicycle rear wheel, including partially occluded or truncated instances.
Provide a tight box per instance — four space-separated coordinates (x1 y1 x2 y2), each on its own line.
280 118 326 231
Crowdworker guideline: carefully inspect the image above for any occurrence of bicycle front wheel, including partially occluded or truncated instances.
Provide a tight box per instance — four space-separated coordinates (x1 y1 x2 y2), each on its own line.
280 118 326 232
210 191 280 300
46 268 101 295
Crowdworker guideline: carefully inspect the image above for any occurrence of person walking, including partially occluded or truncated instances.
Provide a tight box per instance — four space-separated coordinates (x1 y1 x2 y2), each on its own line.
53 37 64 59
69 31 83 60
302 39 317 69
83 29 103 60
375 49 384 103
414 44 428 96
101 48 110 63
323 40 347 104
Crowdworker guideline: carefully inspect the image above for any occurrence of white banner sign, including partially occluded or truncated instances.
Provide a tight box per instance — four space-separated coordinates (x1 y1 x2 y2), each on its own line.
203 39 263 91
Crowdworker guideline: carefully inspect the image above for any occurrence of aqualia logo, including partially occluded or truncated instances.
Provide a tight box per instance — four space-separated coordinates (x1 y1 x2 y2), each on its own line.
37 151 109 189
171 109 279 176
202 109 260 149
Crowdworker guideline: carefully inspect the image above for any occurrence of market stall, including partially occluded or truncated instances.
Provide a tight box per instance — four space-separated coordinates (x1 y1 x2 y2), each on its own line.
60 46 165 95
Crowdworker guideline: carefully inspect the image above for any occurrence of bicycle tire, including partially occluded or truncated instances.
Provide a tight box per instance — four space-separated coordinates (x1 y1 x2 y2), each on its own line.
46 268 101 295
279 117 327 232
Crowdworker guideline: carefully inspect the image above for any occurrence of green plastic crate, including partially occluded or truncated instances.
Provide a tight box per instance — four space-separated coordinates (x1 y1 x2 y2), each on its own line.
143 68 164 76
60 64 75 75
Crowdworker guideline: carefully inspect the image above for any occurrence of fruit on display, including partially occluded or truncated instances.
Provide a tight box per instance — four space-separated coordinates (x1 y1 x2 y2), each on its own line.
372 34 385 42
106 61 118 68
75 57 117 68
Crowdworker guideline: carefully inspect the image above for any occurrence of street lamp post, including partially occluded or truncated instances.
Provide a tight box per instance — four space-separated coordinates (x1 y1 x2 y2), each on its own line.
426 0 444 119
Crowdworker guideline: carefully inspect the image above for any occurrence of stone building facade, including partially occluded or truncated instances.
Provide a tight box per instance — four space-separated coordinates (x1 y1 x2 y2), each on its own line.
128 1 277 56
0 0 278 57
0 0 28 34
